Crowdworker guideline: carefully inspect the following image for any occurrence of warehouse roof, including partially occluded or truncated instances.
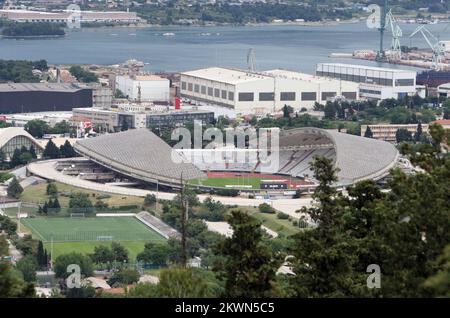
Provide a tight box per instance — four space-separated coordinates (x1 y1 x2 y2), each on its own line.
317 63 416 74
181 67 272 85
0 83 89 93
265 69 355 85
74 129 206 186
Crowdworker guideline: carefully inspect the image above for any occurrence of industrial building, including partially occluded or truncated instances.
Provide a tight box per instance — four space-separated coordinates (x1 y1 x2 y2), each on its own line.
0 9 141 24
146 110 214 128
360 124 428 142
316 63 417 101
115 75 170 103
179 67 360 115
0 83 93 114
72 107 215 132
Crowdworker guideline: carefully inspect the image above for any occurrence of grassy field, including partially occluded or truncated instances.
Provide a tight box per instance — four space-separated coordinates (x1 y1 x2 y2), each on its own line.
44 241 147 261
248 211 300 237
189 177 264 189
21 217 166 243
20 182 144 207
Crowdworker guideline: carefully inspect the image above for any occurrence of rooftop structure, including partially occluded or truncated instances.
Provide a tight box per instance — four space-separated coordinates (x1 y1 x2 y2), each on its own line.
316 63 417 100
74 129 206 188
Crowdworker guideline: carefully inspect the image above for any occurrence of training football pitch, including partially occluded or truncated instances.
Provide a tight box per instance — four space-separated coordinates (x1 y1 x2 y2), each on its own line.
21 217 166 243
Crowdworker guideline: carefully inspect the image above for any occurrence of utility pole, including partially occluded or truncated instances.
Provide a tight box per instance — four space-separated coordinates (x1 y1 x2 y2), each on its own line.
179 173 188 268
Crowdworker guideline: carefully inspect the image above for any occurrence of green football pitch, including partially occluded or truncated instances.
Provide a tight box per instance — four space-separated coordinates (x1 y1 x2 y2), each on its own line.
21 217 166 243
189 177 264 189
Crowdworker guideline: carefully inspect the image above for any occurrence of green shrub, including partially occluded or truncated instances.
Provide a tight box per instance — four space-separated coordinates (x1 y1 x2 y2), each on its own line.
258 203 275 214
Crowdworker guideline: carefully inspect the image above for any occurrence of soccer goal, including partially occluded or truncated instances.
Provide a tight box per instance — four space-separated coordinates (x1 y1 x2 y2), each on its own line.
70 213 86 218
96 235 114 241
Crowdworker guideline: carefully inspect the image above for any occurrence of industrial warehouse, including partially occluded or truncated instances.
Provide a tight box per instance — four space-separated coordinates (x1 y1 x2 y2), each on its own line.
0 83 93 114
179 67 360 115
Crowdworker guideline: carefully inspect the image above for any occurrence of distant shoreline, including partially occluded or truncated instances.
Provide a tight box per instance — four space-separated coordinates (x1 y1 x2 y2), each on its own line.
1 34 65 39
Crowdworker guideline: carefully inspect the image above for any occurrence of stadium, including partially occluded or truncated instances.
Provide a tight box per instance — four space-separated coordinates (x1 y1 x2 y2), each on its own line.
63 127 400 194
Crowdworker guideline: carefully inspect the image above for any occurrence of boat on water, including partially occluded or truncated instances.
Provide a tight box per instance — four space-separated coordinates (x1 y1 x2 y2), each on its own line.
163 32 175 36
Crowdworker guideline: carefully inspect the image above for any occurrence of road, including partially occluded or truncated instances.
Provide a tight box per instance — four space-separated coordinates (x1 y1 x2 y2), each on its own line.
27 159 313 218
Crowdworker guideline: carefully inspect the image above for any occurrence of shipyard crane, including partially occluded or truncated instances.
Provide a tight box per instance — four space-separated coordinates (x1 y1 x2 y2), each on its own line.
247 48 256 72
386 9 402 61
410 25 445 70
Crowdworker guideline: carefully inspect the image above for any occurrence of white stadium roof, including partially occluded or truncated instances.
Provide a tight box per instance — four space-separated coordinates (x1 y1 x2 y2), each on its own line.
74 127 398 188
74 129 206 187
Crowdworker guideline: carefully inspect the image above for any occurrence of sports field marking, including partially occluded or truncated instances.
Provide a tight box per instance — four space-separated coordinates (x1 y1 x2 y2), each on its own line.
21 217 166 243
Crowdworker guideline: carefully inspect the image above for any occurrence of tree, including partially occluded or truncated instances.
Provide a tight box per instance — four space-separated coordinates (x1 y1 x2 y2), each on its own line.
137 242 170 266
364 126 373 138
0 215 17 236
214 210 280 297
282 105 294 118
7 177 23 199
90 245 114 265
108 268 139 287
0 235 8 256
396 128 412 143
111 242 129 263
59 140 76 158
46 182 58 197
69 193 93 210
414 122 423 142
36 241 47 268
10 149 21 168
423 245 450 297
127 283 159 298
24 119 49 138
29 145 37 159
157 268 215 298
54 253 93 279
0 263 35 298
43 139 61 159
258 203 275 214
16 255 38 283
143 194 157 207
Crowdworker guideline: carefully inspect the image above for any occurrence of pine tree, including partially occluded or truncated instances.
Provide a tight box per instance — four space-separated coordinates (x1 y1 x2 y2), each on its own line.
29 145 37 159
53 198 61 213
364 126 373 138
43 139 61 159
42 201 48 214
37 241 45 268
7 177 23 199
10 149 21 168
214 210 280 297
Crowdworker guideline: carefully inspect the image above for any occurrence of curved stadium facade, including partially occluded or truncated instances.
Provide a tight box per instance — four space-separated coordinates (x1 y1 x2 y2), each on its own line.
74 128 399 190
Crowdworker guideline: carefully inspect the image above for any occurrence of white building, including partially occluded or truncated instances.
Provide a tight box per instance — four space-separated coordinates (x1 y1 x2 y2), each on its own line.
316 63 417 101
115 75 170 103
437 82 450 98
179 67 359 115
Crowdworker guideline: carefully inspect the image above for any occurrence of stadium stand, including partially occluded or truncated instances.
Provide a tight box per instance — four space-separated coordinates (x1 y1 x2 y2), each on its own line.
136 211 181 240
